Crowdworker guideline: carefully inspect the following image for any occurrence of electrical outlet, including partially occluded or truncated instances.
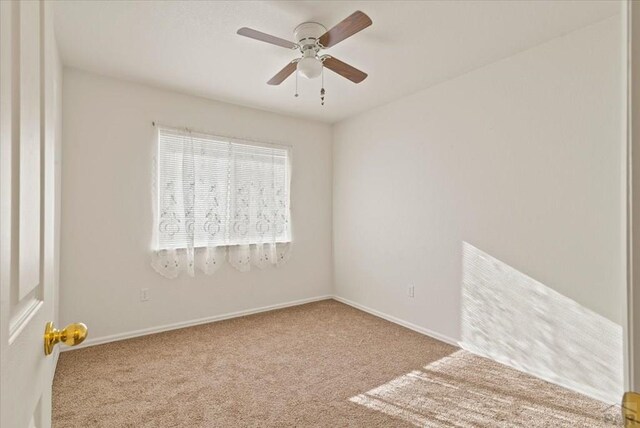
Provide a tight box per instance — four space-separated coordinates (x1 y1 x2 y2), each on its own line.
408 285 415 298
140 288 150 302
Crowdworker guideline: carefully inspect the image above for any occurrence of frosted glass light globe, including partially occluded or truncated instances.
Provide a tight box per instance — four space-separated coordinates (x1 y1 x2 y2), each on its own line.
297 57 322 79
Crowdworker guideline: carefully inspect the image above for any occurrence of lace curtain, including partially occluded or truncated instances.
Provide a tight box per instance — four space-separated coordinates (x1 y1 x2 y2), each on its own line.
151 126 292 278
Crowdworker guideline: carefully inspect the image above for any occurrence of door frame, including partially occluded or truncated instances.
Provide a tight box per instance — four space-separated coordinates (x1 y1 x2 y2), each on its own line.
628 0 640 393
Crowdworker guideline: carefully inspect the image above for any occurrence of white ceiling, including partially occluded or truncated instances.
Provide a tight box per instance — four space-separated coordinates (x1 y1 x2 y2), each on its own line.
53 1 619 123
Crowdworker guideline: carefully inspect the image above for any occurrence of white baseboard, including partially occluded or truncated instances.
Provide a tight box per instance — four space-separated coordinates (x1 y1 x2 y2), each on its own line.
333 296 616 404
61 294 333 352
62 294 459 352
332 295 460 347
459 341 618 404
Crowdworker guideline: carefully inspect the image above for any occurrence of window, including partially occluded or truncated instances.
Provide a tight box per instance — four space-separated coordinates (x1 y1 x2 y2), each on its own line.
155 127 291 250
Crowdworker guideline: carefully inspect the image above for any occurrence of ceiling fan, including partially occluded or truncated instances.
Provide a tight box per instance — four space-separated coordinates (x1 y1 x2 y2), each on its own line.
237 11 372 87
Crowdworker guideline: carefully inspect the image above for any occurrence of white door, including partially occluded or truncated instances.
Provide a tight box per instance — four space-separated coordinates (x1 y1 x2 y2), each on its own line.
1 1 62 427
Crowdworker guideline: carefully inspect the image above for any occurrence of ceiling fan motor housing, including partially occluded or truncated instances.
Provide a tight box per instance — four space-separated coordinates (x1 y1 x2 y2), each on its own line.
294 22 327 52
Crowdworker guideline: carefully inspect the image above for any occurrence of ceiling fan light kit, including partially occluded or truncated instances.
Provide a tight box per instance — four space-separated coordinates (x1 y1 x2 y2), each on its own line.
297 56 323 80
237 11 372 105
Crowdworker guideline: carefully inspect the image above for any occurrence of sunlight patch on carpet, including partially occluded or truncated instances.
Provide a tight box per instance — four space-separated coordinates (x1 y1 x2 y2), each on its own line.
350 350 621 427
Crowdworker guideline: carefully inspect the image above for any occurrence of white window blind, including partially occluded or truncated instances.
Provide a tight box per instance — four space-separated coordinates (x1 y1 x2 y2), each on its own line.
156 127 291 251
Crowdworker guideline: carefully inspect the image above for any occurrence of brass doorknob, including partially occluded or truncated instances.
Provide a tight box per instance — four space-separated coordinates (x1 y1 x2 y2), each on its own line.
44 322 88 356
623 391 640 427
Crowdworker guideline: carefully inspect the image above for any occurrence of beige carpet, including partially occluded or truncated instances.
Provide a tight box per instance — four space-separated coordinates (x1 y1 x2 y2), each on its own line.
53 300 620 427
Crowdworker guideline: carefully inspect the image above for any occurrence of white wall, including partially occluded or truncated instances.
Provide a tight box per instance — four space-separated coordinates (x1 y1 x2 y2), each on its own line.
60 69 333 343
333 16 625 402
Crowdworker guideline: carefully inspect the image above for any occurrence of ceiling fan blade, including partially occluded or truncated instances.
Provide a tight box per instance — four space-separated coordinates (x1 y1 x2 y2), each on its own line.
318 11 372 48
323 57 367 84
237 27 297 49
267 61 297 85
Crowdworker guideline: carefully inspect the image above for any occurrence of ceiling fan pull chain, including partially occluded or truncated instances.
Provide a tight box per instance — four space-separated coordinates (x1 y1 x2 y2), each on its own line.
295 71 299 98
320 67 325 106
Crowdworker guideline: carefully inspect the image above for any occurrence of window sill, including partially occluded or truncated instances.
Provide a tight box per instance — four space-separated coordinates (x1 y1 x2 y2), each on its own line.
156 241 292 252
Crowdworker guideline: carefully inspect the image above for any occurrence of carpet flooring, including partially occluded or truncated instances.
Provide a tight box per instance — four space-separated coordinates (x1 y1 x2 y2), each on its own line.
53 299 620 427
